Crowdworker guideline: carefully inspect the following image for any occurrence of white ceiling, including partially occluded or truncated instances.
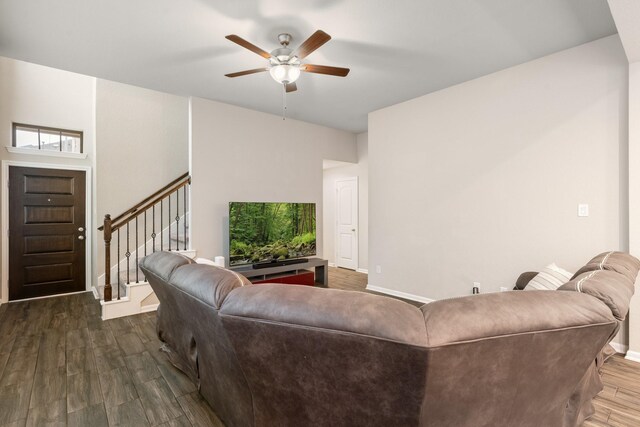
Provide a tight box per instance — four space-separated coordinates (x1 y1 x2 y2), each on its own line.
0 0 616 133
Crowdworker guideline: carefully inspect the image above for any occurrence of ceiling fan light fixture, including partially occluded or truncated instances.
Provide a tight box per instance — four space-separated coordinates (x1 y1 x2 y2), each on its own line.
269 64 300 84
225 30 350 94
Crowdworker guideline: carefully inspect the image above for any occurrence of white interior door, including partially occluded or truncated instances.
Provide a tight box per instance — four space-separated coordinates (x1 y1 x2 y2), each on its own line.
335 178 358 270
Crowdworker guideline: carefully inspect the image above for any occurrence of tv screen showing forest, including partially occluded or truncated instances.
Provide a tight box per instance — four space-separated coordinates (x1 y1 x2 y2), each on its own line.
229 202 316 266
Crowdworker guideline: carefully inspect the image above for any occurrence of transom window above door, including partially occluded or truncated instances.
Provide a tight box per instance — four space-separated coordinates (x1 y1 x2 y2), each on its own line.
12 123 83 154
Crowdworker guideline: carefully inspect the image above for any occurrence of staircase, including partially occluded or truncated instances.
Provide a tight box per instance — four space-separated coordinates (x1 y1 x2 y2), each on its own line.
95 172 194 319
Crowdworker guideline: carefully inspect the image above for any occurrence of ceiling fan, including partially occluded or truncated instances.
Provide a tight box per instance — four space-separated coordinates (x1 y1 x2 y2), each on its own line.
224 30 350 93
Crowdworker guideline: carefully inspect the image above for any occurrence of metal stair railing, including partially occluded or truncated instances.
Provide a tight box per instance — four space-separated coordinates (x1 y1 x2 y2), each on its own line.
98 172 190 301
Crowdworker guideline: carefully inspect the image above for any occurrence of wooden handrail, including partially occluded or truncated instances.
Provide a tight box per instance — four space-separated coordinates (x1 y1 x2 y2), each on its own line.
110 178 190 232
98 172 189 231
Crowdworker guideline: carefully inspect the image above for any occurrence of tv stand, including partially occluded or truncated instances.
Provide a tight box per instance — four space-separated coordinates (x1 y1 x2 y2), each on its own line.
252 258 307 269
230 257 328 286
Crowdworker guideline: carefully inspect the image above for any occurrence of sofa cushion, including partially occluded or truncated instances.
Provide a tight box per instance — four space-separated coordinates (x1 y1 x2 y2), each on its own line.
139 251 195 281
514 271 538 290
524 263 573 290
169 264 252 309
220 284 428 346
571 251 640 283
558 270 634 321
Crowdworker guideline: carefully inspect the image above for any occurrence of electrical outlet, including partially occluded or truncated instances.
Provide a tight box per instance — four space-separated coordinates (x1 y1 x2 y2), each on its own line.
578 204 589 217
375 265 382 274
472 282 481 294
500 287 509 292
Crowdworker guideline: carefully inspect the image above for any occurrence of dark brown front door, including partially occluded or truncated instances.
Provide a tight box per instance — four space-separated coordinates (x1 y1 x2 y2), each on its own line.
9 166 86 300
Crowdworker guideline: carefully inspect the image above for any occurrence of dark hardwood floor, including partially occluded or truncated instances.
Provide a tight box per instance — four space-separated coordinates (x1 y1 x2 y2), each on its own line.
0 267 637 426
0 292 222 427
585 355 640 426
328 266 423 307
327 265 369 292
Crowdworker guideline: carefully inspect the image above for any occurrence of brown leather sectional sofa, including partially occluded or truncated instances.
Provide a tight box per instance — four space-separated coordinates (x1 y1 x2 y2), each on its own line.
140 251 639 427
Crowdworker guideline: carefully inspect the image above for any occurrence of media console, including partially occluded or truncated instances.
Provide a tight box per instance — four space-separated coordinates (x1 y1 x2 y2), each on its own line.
230 257 328 287
252 258 308 269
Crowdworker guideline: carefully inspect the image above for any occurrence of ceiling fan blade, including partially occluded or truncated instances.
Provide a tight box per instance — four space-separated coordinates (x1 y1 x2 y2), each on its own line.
285 82 297 93
291 30 331 60
225 67 269 78
225 35 272 59
302 64 350 77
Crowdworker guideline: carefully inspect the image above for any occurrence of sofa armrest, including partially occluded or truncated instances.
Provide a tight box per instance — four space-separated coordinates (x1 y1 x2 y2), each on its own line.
514 271 538 290
140 251 252 310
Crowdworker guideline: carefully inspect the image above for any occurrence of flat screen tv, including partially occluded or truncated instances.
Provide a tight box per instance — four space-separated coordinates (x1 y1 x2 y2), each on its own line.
229 202 316 267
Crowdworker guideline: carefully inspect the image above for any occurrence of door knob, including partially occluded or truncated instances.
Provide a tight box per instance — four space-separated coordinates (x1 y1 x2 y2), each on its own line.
78 235 84 240
78 227 84 232
351 229 356 232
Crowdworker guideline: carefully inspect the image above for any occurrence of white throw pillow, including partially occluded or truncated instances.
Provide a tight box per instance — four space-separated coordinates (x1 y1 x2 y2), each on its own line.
524 263 573 291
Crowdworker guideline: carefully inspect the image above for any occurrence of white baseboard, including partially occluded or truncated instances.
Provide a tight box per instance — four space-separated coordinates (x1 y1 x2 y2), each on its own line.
365 284 434 304
327 263 367 274
610 342 629 355
140 303 159 313
625 350 640 363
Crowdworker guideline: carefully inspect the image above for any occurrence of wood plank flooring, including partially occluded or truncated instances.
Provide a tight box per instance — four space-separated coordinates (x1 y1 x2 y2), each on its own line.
585 355 640 427
327 265 369 292
0 267 638 426
328 266 423 307
0 292 222 427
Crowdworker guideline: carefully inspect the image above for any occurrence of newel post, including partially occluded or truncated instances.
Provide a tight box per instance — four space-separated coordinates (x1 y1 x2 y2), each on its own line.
103 214 112 302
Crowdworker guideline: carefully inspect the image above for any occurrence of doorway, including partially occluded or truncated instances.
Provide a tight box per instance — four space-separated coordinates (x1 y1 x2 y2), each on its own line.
7 166 87 300
335 177 358 270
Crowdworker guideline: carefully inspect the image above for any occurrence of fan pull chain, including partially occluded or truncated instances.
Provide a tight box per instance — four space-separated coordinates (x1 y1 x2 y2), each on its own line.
282 83 287 120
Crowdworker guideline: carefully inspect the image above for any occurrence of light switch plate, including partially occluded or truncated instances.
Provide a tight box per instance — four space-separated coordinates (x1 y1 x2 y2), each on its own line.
578 204 589 217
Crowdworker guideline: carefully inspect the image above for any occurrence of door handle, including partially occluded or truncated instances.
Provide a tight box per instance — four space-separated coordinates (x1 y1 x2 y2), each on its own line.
78 235 84 240
351 229 356 232
78 227 84 232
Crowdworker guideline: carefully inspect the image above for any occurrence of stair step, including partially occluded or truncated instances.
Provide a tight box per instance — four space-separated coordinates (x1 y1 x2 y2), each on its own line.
111 249 188 285
153 240 188 251
95 283 127 300
119 268 145 284
113 249 189 286
101 249 193 302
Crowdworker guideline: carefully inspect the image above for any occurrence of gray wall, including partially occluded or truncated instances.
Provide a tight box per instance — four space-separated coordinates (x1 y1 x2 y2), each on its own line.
368 35 629 300
190 97 357 262
95 79 189 277
322 132 369 270
357 133 369 270
628 60 640 353
96 79 189 218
